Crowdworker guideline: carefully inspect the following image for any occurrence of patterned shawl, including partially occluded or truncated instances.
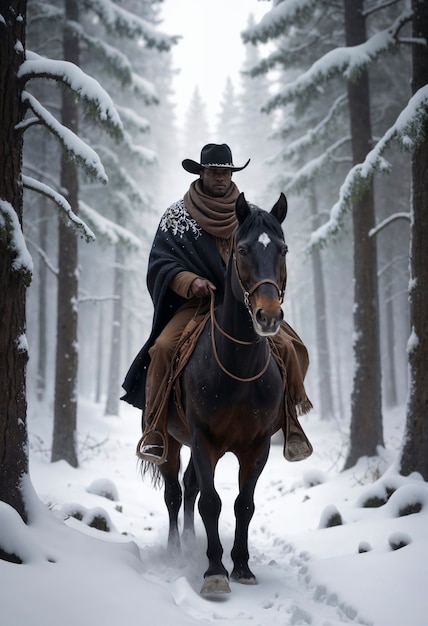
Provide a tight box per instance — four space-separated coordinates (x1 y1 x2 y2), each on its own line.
121 182 240 409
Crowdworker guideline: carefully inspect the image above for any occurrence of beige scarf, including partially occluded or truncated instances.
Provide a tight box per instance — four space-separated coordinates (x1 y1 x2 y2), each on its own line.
183 179 239 239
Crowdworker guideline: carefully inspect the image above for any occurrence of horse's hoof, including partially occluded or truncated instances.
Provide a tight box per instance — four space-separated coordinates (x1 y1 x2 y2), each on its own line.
231 571 257 585
232 576 257 585
200 575 231 595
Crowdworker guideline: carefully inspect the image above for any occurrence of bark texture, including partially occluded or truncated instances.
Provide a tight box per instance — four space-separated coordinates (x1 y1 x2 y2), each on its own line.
399 0 428 479
343 0 384 469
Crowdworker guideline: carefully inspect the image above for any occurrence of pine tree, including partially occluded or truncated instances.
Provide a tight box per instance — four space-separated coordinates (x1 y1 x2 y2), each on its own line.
182 87 211 157
238 15 277 205
243 0 414 458
342 0 383 468
52 0 81 467
0 0 31 528
0 0 121 528
24 0 176 431
399 0 428 479
0 0 175 528
216 77 242 149
243 2 347 421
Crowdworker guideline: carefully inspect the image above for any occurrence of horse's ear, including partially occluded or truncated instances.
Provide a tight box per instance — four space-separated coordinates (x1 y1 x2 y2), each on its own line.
271 193 288 224
235 192 251 224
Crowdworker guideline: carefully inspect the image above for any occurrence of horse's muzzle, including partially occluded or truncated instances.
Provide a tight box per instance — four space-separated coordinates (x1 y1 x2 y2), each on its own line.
253 306 283 336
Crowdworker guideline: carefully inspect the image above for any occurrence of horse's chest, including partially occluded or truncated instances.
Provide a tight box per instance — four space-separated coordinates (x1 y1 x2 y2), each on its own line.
191 374 281 421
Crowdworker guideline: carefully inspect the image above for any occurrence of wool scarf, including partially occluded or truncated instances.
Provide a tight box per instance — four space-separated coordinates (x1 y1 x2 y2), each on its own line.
183 179 239 239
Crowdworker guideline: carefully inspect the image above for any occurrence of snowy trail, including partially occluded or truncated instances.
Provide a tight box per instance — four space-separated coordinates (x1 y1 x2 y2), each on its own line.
26 401 426 626
132 447 369 626
140 537 365 625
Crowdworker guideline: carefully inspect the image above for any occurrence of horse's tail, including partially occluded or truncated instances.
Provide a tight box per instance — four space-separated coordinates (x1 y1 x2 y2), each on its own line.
137 458 164 489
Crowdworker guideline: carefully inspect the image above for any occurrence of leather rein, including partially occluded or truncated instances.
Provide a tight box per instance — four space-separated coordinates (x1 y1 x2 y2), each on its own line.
209 254 285 383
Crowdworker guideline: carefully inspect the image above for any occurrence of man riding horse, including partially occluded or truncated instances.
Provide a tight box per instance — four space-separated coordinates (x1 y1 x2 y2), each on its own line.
121 143 313 463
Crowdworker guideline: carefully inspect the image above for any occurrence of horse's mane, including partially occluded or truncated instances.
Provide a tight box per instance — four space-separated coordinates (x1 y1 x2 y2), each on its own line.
236 206 285 242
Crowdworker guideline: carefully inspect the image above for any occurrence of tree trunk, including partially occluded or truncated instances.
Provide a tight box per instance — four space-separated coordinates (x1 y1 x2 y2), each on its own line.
96 305 104 404
51 0 79 467
0 0 30 528
343 0 384 469
383 272 398 408
399 0 428 479
308 186 334 419
105 243 124 416
36 197 49 402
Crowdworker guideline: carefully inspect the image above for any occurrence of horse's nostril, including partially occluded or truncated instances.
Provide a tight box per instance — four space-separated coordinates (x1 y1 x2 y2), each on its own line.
256 309 267 326
255 308 282 329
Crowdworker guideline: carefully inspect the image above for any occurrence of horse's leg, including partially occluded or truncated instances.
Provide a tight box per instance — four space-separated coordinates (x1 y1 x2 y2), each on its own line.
191 433 230 595
182 455 199 542
159 436 182 552
230 441 271 584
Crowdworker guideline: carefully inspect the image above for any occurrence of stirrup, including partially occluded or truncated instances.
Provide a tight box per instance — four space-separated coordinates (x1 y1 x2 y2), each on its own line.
283 433 312 462
137 430 168 465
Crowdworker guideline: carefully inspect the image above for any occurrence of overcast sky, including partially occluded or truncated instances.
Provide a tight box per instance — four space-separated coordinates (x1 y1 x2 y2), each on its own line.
160 0 269 124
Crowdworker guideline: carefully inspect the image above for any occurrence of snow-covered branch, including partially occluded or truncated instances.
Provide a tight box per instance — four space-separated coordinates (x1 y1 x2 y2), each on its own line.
79 294 120 303
28 2 62 23
68 20 133 86
0 199 33 279
21 90 108 183
23 162 59 191
242 0 318 44
285 94 348 157
398 37 427 45
23 175 96 242
284 136 351 194
263 10 413 112
131 73 158 105
308 85 428 250
18 51 123 139
369 212 411 237
363 0 404 18
121 132 157 165
16 115 41 132
26 237 58 275
93 146 151 208
79 202 141 249
116 106 151 134
82 0 179 50
247 36 329 77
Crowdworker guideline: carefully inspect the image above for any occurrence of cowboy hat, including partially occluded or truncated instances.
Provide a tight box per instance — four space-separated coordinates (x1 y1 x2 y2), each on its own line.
182 143 250 175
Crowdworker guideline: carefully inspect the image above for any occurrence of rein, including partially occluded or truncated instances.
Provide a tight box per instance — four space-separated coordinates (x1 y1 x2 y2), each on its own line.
207 237 286 383
233 255 286 312
209 290 271 383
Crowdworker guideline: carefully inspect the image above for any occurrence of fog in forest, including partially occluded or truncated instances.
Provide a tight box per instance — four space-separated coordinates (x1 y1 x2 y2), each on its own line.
19 0 412 457
2 2 428 623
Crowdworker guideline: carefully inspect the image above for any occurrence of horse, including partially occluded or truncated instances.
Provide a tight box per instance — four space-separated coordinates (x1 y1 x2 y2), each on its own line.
142 192 289 595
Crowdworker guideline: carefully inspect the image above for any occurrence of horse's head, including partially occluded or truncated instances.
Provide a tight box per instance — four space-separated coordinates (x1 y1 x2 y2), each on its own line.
232 193 288 337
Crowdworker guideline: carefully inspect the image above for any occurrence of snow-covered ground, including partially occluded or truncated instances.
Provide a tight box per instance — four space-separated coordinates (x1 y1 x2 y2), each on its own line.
1 398 426 626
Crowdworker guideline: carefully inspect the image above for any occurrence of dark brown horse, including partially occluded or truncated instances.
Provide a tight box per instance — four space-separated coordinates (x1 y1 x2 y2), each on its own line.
144 193 288 595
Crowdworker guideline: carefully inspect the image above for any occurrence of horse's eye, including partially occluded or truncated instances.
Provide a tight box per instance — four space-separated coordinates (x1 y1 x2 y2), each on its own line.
238 246 248 257
281 245 288 257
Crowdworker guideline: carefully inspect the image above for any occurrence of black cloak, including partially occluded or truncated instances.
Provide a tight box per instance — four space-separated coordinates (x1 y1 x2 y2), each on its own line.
121 199 226 410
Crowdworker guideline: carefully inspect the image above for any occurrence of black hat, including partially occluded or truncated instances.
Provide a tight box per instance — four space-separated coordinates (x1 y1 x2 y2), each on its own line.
182 143 250 175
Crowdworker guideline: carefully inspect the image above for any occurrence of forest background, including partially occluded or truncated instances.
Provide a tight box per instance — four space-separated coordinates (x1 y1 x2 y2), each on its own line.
0 0 427 529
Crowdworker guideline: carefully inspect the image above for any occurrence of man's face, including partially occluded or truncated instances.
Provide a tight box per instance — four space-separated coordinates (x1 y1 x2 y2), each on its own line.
200 167 233 197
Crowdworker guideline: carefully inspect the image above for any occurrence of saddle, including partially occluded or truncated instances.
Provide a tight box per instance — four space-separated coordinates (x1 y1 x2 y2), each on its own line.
137 312 313 463
136 313 210 463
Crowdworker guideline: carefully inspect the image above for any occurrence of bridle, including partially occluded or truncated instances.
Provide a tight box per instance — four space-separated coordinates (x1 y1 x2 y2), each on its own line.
232 254 286 312
208 242 286 383
210 290 271 383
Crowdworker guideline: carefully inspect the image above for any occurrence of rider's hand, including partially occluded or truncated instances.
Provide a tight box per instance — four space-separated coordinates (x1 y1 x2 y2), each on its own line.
191 278 216 298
